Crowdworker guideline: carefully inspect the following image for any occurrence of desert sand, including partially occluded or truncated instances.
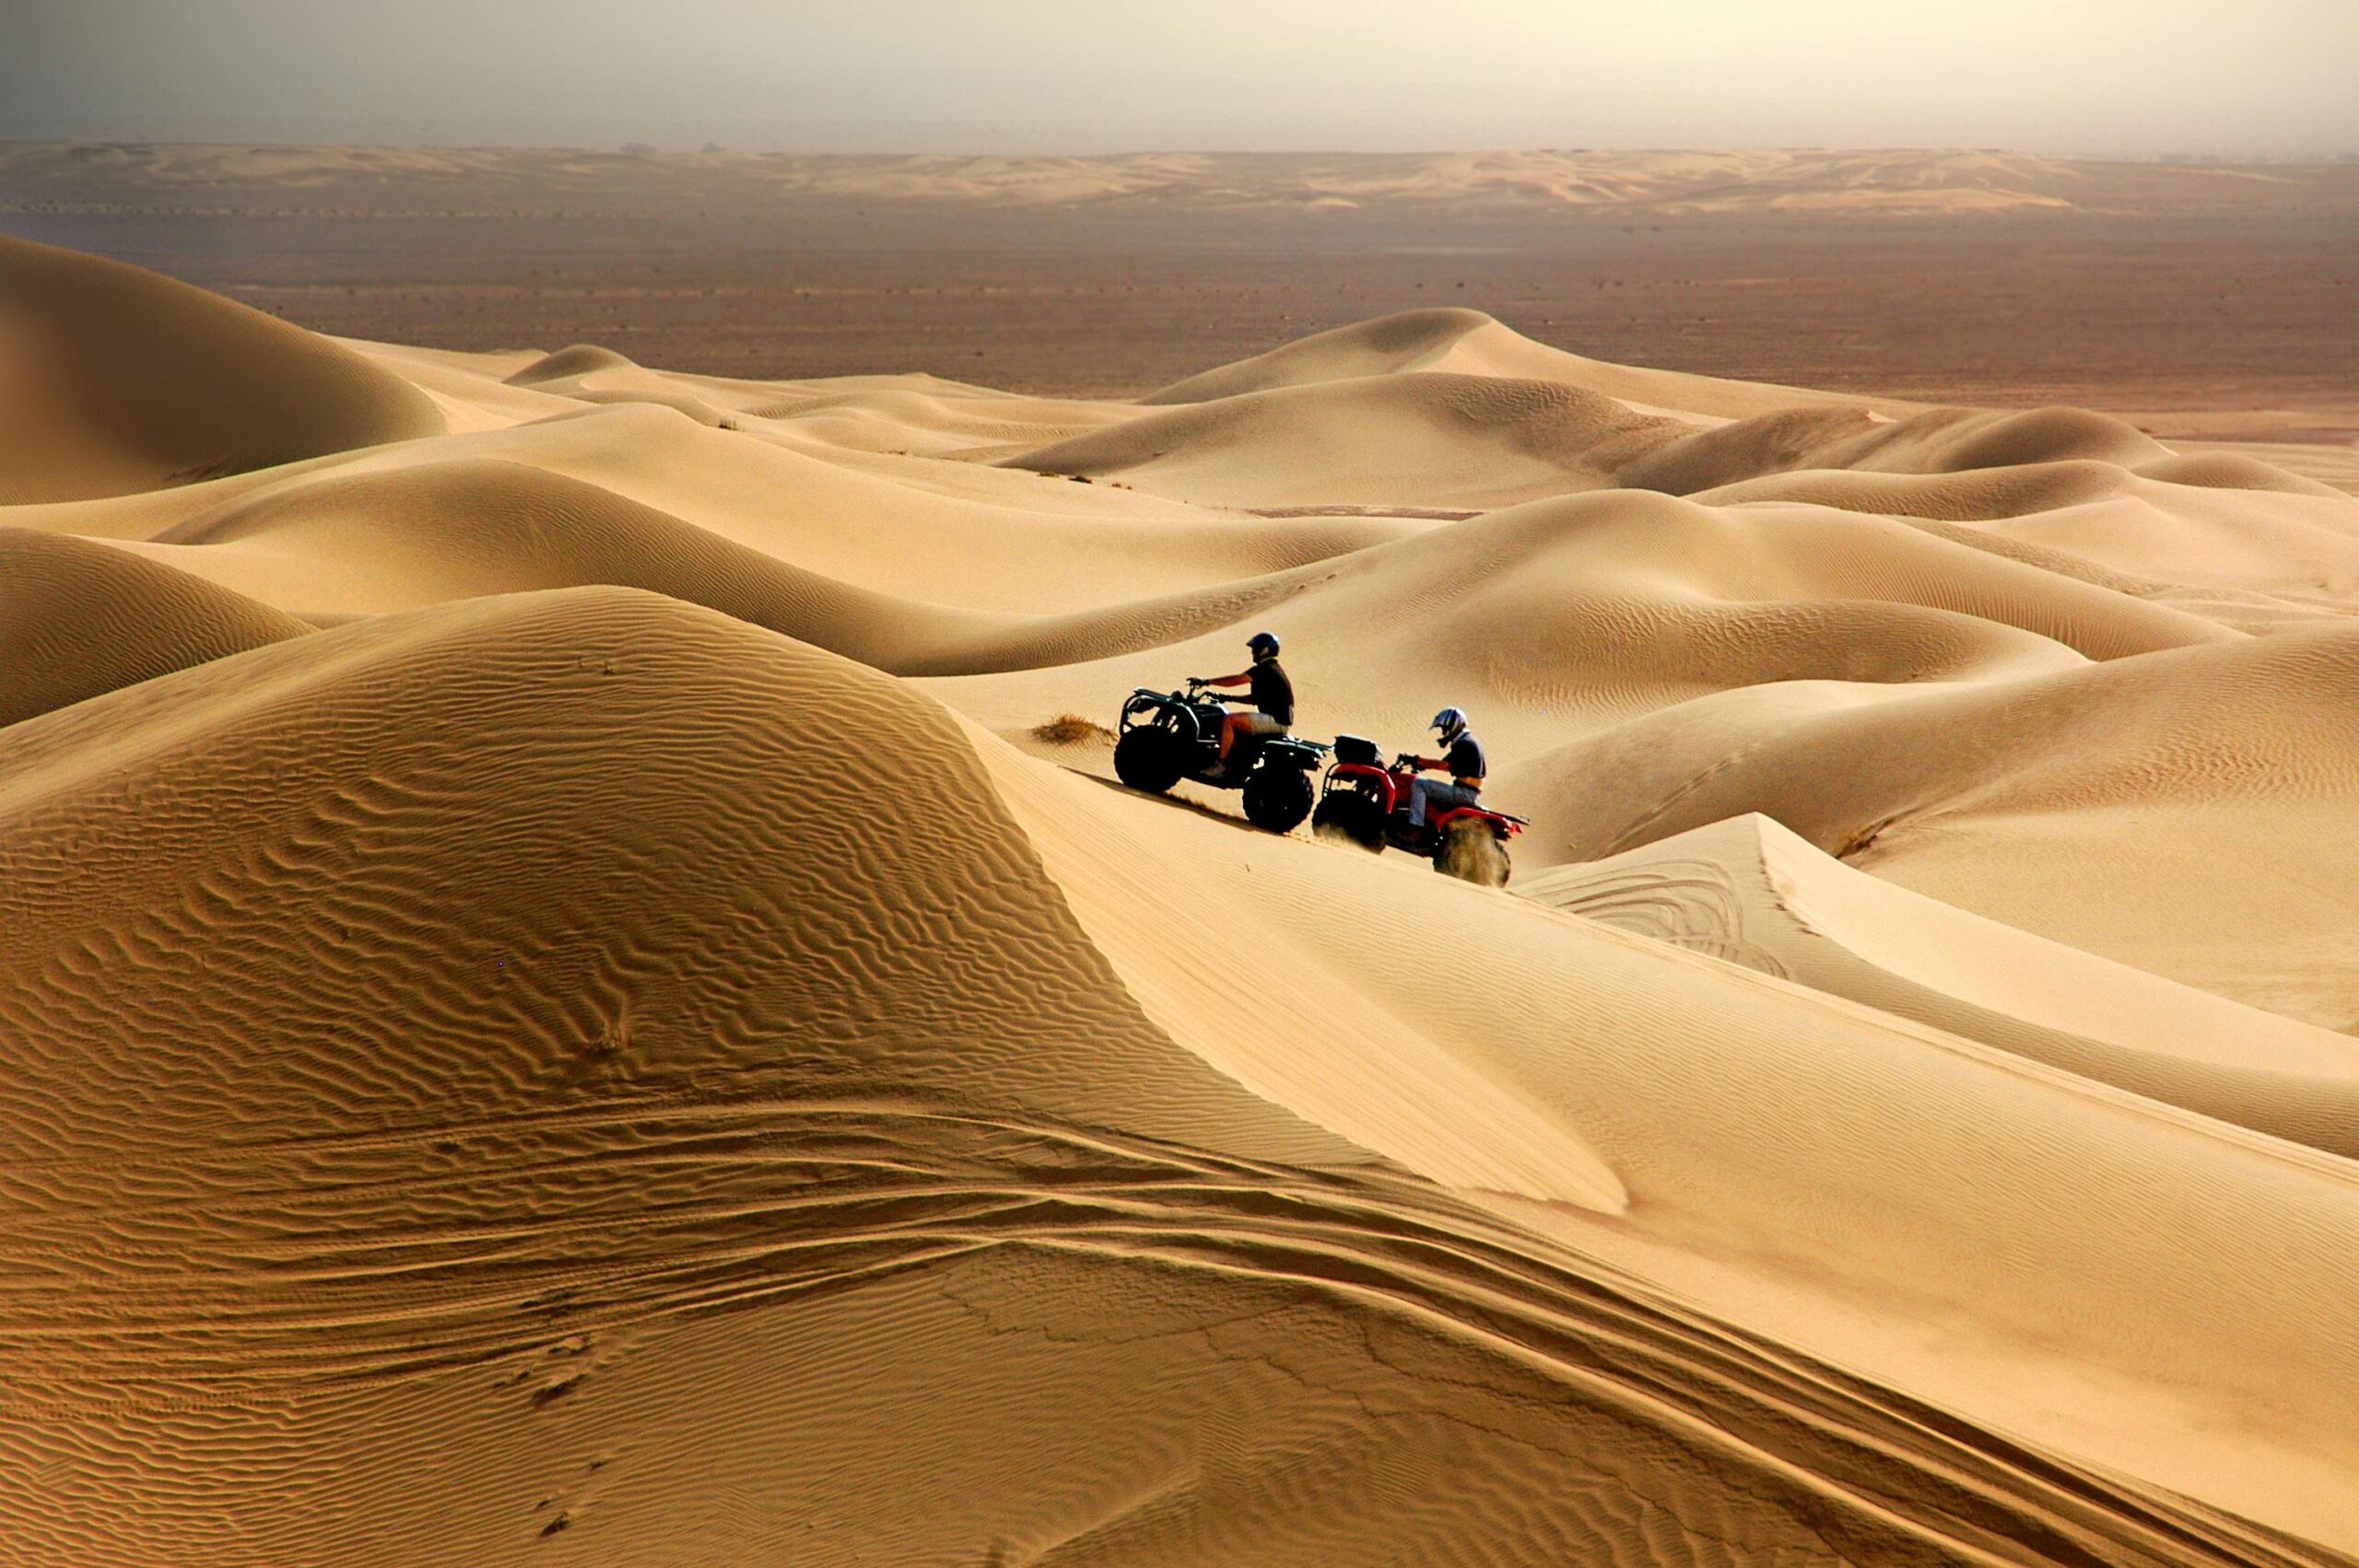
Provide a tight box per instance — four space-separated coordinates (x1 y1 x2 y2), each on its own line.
5 229 2359 1564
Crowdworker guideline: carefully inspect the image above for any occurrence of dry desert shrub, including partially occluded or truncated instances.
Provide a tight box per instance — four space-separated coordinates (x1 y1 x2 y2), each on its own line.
1031 713 1113 746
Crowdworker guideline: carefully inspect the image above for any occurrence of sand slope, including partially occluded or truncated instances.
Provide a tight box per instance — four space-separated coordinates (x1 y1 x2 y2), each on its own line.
982 734 2359 1555
6 244 2359 1563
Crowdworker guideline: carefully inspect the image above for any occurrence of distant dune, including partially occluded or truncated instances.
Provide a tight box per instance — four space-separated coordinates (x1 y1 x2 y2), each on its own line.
6 231 2359 1563
0 143 2183 214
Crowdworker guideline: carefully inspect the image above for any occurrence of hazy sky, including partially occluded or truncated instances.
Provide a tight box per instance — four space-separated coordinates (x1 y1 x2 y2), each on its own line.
6 0 2354 156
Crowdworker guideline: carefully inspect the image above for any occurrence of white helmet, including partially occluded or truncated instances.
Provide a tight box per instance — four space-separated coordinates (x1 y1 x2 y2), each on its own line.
1430 707 1468 742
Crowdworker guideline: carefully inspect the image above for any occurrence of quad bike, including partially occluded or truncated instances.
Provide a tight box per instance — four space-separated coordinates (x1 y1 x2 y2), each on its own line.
1310 734 1525 886
1114 681 1330 832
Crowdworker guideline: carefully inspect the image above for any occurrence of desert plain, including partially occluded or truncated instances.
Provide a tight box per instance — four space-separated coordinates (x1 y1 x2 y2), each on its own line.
2 146 2359 1565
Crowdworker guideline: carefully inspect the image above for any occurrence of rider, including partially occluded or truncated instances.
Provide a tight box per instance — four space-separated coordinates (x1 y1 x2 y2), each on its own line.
1200 631 1293 769
1404 707 1486 833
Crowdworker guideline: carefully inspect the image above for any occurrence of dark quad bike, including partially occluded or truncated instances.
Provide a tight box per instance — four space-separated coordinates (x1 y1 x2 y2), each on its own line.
1114 681 1330 833
1310 734 1526 886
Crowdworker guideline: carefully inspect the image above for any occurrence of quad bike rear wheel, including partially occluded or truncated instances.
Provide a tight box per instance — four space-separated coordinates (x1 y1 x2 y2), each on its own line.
1310 789 1387 852
1436 817 1511 887
1113 725 1188 793
1241 766 1315 833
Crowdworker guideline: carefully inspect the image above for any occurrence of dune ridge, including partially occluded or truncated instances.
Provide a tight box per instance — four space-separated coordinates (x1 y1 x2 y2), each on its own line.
6 239 2359 1562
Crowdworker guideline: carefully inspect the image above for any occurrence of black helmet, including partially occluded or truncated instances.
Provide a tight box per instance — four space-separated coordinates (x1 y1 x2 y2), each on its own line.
1247 631 1280 658
1431 707 1468 741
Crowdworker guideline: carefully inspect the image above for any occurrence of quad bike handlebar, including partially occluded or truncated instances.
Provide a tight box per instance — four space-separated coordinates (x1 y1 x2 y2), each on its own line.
1182 677 1250 702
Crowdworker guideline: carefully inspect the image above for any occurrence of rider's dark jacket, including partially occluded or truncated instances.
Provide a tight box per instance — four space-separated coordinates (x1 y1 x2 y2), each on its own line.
1243 659 1294 726
1444 731 1485 790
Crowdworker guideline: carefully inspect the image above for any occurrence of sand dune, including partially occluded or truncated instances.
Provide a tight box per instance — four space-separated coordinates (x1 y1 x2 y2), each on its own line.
1525 813 2359 1157
6 243 2359 1563
1505 622 2359 1026
1035 315 2220 509
1697 459 2359 628
7 401 1408 614
503 342 640 385
1012 370 1687 507
0 526 311 726
926 486 2236 758
96 452 1382 676
0 235 441 503
1141 305 1870 419
1699 458 2176 522
136 455 1006 659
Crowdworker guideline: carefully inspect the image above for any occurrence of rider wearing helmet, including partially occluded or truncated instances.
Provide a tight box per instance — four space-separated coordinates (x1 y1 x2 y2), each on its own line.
1404 707 1486 832
1200 631 1294 770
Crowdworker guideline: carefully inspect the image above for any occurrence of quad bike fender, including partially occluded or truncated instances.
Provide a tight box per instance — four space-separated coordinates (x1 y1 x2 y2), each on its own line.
1323 761 1400 813
1431 804 1520 838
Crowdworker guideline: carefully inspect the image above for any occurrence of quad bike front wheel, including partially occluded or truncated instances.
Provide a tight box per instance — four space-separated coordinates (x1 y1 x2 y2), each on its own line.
1241 766 1315 834
1113 725 1188 794
1436 818 1511 887
1310 789 1386 852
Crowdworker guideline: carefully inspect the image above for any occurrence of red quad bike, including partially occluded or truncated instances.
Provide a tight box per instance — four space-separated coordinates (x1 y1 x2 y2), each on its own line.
1310 734 1525 886
1114 680 1331 833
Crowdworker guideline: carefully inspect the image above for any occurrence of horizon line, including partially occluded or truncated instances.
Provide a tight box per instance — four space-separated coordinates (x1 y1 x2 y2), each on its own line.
6 136 2358 167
